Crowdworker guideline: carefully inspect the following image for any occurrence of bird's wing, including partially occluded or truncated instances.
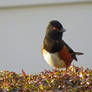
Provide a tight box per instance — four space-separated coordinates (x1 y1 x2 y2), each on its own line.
62 40 78 61
58 45 73 67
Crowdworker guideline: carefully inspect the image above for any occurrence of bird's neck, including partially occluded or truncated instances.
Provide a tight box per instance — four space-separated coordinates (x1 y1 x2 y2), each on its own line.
43 35 63 53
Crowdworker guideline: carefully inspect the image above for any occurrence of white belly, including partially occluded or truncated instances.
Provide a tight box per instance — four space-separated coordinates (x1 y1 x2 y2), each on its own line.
43 49 66 68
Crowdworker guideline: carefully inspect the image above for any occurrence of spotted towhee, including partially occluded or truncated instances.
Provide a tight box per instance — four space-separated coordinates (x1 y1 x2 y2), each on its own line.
42 20 83 69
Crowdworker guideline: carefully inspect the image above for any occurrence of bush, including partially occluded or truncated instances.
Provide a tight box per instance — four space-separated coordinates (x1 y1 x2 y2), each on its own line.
0 65 92 92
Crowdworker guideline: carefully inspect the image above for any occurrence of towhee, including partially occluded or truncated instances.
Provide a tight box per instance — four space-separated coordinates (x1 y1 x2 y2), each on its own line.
42 20 83 69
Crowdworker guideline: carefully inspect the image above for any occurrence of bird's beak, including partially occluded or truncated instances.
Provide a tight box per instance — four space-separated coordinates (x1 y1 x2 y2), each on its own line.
62 28 66 32
60 28 66 33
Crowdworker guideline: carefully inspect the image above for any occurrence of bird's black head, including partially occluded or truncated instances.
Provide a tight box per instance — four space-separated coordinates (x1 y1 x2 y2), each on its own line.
45 20 65 40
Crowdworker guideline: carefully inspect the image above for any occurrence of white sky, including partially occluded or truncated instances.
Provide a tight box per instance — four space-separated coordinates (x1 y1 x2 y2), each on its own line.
0 0 91 8
0 2 92 74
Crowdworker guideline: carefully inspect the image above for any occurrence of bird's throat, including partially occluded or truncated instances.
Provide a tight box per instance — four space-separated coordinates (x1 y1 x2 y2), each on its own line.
43 36 63 53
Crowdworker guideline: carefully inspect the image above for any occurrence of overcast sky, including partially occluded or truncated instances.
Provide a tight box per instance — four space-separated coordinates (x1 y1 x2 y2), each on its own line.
0 2 92 74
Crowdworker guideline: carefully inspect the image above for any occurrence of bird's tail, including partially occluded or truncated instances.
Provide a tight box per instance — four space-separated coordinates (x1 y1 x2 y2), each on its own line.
75 52 84 55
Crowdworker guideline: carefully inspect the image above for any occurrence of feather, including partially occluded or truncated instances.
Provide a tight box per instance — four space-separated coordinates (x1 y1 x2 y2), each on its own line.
75 52 84 55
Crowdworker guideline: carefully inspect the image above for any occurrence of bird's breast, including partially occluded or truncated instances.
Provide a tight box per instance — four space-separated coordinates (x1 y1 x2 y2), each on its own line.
42 49 66 68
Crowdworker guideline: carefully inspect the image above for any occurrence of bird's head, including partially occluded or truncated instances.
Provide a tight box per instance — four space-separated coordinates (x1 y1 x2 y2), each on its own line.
45 20 66 40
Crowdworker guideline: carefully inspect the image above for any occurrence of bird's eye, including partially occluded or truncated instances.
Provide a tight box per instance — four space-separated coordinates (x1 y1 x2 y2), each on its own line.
53 27 57 31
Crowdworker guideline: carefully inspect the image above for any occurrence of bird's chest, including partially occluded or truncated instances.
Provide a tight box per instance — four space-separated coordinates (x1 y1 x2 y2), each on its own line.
44 39 62 53
42 49 66 68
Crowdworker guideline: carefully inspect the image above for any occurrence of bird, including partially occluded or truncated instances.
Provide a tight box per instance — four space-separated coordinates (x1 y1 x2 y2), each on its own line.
42 20 83 69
